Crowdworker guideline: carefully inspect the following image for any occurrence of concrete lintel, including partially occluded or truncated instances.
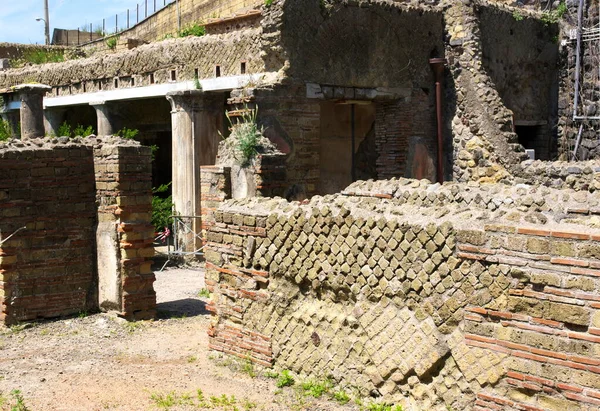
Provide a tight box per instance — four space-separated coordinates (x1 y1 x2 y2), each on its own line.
42 73 270 109
306 83 412 101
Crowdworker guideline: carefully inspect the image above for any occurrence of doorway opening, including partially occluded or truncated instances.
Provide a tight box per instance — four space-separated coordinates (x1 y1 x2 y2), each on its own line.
319 100 376 195
515 123 549 160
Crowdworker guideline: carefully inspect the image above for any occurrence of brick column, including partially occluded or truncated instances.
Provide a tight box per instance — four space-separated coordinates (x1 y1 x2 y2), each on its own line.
166 90 224 253
13 84 51 140
94 143 156 320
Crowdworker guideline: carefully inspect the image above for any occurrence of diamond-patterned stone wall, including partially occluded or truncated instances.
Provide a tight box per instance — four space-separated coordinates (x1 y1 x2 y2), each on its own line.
206 178 600 410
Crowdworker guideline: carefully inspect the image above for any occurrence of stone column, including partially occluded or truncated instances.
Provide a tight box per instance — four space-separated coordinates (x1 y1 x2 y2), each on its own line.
91 101 117 136
44 107 67 137
13 84 51 140
166 90 224 254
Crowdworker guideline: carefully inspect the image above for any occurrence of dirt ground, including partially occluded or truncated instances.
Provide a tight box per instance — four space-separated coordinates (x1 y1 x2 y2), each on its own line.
0 265 361 411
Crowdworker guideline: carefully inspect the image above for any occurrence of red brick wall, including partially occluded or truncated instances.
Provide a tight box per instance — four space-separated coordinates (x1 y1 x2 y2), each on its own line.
375 90 435 180
0 144 98 325
0 139 156 325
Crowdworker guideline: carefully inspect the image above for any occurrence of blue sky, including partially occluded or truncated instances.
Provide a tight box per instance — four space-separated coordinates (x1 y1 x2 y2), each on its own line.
0 0 141 44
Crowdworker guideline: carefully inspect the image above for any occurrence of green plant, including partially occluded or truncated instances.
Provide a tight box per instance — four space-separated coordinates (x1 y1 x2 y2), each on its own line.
20 49 64 65
264 370 279 379
152 183 173 233
150 144 159 162
333 390 350 404
241 358 256 378
57 121 72 137
264 0 274 6
198 288 210 298
276 370 295 388
512 9 523 21
116 127 139 139
0 119 11 141
178 23 206 37
187 355 197 363
78 310 88 318
9 390 30 411
73 124 94 137
363 402 403 411
301 378 332 398
193 73 202 90
106 36 118 50
52 122 95 138
541 1 567 25
150 391 177 409
225 106 262 166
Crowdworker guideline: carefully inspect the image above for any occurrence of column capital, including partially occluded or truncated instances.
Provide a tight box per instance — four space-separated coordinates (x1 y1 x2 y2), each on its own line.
166 90 217 113
13 83 51 97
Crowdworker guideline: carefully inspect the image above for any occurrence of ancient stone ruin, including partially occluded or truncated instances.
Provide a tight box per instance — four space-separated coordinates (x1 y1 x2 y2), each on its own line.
1 0 600 409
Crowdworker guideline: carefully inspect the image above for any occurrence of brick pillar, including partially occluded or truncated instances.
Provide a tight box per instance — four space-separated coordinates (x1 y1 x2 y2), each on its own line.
166 90 224 253
94 143 156 320
375 99 410 180
200 166 231 245
14 84 51 140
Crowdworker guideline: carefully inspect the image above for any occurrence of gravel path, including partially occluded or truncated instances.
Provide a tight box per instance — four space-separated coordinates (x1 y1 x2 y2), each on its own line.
0 266 360 411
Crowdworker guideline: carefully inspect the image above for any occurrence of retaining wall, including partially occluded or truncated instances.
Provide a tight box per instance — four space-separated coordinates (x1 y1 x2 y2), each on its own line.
206 178 600 410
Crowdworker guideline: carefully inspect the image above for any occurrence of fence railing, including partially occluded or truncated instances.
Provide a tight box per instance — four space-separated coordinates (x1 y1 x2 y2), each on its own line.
53 0 176 45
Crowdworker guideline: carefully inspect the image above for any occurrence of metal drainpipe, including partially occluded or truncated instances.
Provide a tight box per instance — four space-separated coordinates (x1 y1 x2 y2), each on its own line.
429 58 447 184
573 0 584 120
351 103 356 182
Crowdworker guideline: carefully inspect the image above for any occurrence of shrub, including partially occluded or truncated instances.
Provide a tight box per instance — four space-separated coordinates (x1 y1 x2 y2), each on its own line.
53 122 95 138
0 119 12 141
152 183 173 233
276 370 295 388
105 36 118 50
225 106 261 166
57 121 72 137
179 23 205 37
116 127 139 139
73 124 94 137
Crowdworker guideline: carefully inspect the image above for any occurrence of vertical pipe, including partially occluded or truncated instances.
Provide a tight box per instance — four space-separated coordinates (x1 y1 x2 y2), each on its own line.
103 19 105 36
435 82 443 183
573 0 584 120
115 14 118 33
429 58 447 184
137 4 139 24
154 0 157 13
90 23 92 41
127 9 130 28
145 0 148 18
77 28 80 45
351 104 356 182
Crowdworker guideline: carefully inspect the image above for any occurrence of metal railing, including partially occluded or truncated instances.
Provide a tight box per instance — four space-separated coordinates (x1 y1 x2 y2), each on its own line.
55 0 262 46
168 215 204 258
54 0 176 45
